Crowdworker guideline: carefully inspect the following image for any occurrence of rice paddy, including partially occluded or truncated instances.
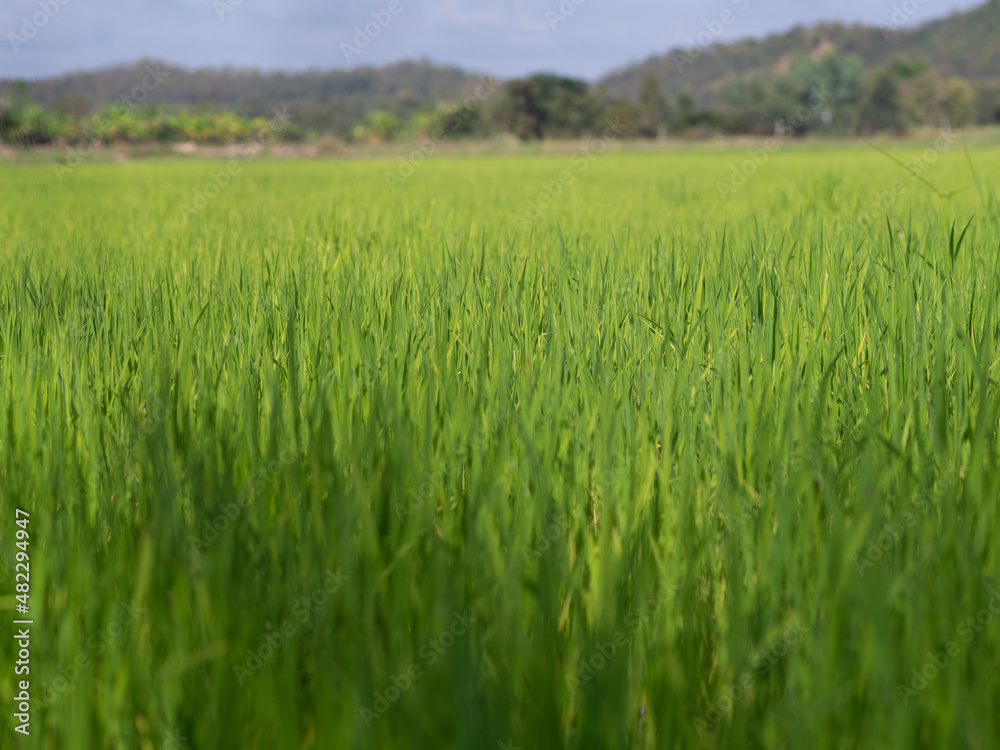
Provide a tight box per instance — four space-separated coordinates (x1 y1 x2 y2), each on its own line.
1 143 1000 749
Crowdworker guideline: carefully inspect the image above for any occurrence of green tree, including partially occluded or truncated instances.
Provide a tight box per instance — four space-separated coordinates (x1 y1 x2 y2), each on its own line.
976 82 1000 124
941 77 977 127
786 53 867 131
887 58 928 81
903 72 943 127
498 74 600 140
526 74 601 138
437 100 482 137
501 79 545 140
861 68 905 133
9 80 32 108
354 110 400 144
721 77 771 133
0 104 22 144
676 90 696 115
54 94 91 119
637 73 671 138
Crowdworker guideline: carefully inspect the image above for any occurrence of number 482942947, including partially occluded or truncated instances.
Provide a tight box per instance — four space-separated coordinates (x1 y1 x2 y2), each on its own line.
15 509 30 608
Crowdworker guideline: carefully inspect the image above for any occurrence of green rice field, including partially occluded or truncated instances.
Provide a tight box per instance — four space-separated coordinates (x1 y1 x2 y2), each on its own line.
2 143 1000 749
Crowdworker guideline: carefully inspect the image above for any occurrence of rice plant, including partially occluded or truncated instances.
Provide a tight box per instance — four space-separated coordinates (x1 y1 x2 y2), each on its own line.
1 145 999 749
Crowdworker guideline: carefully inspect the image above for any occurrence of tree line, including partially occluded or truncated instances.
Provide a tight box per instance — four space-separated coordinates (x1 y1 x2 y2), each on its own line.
2 53 997 148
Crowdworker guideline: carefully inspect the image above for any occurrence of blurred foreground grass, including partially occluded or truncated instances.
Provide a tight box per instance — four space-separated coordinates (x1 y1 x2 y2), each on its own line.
1 147 999 749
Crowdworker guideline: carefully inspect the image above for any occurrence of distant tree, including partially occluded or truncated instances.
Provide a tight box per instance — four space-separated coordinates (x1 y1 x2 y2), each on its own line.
353 110 400 144
498 74 600 140
785 53 866 131
668 88 727 133
940 77 978 127
435 99 482 137
720 77 772 134
236 95 266 119
0 104 22 144
527 74 602 137
903 71 943 127
861 68 905 133
976 82 1000 124
9 80 32 108
502 79 544 140
721 77 748 109
768 75 811 134
602 102 643 138
676 90 696 115
393 90 425 119
1 104 59 146
637 73 671 138
887 58 929 81
54 94 91 119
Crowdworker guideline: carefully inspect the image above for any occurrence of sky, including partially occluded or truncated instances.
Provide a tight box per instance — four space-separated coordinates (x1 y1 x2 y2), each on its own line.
0 0 988 81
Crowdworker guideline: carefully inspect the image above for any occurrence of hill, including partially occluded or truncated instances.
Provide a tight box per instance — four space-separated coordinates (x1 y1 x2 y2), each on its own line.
599 0 1000 106
0 59 487 139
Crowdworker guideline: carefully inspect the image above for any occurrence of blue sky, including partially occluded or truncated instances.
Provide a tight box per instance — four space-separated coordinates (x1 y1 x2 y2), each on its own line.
0 0 987 81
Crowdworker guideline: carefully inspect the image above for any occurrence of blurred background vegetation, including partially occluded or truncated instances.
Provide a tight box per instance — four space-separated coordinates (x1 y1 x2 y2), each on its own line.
1 0 999 148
